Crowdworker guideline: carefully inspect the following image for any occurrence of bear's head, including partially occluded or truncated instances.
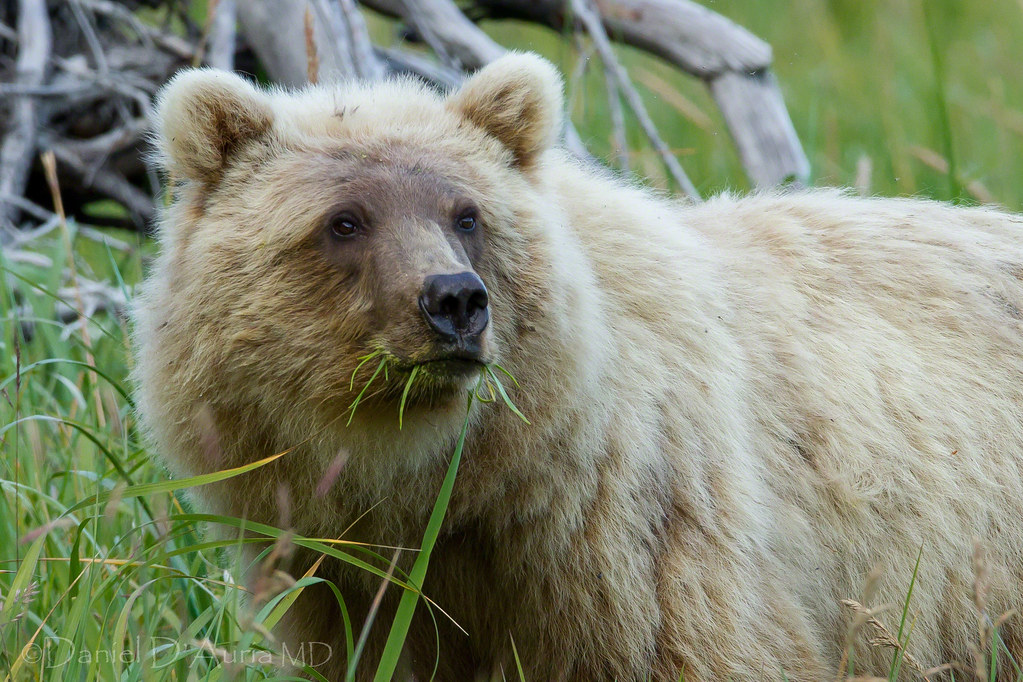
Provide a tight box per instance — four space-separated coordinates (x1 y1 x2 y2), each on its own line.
141 53 580 469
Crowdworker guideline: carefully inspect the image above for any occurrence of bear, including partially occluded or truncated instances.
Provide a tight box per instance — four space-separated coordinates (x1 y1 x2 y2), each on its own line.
134 52 1023 681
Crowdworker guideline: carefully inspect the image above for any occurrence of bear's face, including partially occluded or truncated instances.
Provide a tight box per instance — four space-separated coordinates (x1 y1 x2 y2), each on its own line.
149 54 564 431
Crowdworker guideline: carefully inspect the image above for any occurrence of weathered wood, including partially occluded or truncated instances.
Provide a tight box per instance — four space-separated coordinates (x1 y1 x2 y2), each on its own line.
364 0 594 160
338 0 386 80
205 0 237 70
43 139 156 227
0 0 51 234
236 0 324 85
236 0 386 84
709 69 810 187
474 0 772 77
390 0 505 70
375 46 462 89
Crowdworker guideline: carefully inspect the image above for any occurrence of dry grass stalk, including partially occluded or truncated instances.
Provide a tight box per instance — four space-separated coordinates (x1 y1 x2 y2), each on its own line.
40 150 106 429
908 146 996 204
632 67 713 131
304 3 319 85
836 567 882 681
855 154 873 196
841 598 932 679
249 531 298 607
970 540 991 680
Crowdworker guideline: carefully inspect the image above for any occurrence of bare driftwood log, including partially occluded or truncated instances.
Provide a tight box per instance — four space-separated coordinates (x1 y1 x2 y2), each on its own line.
0 0 810 260
369 0 595 161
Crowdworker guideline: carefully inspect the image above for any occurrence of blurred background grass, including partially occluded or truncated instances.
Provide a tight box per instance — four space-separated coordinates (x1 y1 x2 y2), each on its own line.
476 1 1023 207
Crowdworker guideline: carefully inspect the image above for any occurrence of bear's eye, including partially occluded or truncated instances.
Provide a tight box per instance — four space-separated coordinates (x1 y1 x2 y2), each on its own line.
327 213 361 240
456 212 477 233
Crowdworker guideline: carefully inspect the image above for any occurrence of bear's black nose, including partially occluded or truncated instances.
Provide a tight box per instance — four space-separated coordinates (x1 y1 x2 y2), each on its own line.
419 272 490 348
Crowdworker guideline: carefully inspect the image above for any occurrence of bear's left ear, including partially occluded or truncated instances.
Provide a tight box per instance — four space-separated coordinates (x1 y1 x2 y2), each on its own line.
447 52 563 168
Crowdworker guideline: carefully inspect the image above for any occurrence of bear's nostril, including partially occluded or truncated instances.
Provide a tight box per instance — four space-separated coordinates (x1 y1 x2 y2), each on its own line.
467 290 489 315
419 272 490 344
439 296 460 320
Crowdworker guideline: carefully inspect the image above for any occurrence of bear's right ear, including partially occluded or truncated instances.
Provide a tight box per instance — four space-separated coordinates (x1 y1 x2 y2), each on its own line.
154 69 274 183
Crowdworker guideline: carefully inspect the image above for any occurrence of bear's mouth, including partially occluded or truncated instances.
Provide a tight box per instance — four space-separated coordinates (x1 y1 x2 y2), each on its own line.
403 351 487 378
419 357 484 377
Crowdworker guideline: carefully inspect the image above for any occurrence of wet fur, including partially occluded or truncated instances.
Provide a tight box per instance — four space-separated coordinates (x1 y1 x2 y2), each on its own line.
135 54 1023 680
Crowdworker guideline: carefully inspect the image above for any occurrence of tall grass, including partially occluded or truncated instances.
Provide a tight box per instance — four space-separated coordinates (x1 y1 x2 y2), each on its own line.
0 226 531 680
1 229 326 680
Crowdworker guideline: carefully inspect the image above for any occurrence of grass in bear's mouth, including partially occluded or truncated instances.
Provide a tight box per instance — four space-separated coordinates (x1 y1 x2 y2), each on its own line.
345 350 528 428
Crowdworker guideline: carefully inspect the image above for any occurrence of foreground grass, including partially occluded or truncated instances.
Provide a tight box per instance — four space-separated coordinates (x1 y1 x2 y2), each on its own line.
0 226 534 680
0 227 462 680
0 228 326 680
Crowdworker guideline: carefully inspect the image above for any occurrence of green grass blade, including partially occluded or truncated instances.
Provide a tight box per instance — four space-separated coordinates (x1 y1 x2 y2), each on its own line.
67 518 88 600
104 241 133 303
350 350 382 391
889 544 924 680
485 366 529 424
61 450 287 517
491 363 521 389
398 365 420 429
373 390 475 682
1 266 119 342
510 633 526 681
1 534 45 624
0 357 135 407
922 0 961 202
347 357 387 426
991 622 999 682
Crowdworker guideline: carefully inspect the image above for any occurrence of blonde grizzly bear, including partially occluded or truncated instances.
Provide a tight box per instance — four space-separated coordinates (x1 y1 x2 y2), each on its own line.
134 53 1023 680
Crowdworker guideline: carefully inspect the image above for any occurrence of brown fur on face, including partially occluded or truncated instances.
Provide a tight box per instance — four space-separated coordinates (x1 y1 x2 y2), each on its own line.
137 54 1023 681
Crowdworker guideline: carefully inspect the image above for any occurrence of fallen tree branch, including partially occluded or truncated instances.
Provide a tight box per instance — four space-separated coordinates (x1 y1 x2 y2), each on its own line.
375 46 462 89
371 0 593 161
310 0 355 76
56 277 128 324
604 67 629 170
76 0 155 51
0 0 52 235
69 0 109 76
570 0 699 198
339 0 385 80
709 70 809 187
466 0 809 187
474 0 771 78
390 0 504 70
203 0 237 70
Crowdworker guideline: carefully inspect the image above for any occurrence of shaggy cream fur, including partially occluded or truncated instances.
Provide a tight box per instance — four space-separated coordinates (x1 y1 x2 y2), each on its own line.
135 53 1023 680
